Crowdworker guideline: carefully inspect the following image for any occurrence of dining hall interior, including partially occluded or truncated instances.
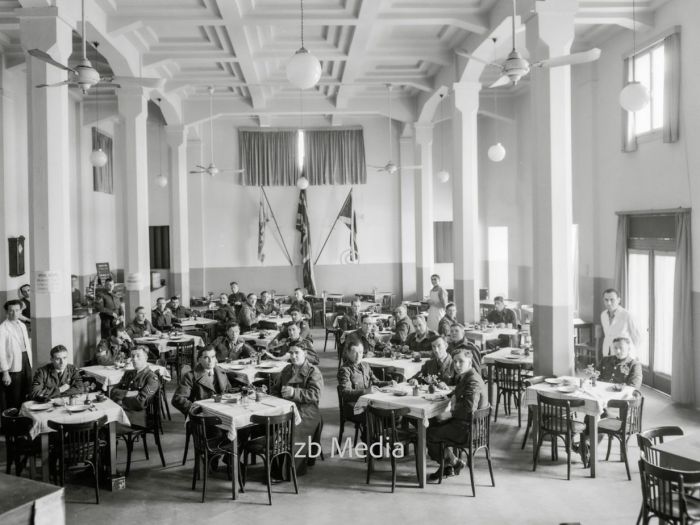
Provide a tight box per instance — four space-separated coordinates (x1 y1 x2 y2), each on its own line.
1 0 700 523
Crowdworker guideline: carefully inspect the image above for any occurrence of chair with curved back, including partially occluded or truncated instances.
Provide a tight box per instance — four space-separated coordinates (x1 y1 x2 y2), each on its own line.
533 393 587 480
241 411 298 505
638 458 700 524
116 389 166 476
167 339 196 383
336 385 362 446
324 312 340 353
598 389 644 480
1 408 39 478
48 415 108 504
637 426 685 466
494 361 527 427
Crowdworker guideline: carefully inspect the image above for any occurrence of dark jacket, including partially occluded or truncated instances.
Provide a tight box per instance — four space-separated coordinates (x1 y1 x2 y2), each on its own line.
447 338 482 370
256 300 280 316
275 320 311 342
110 366 160 426
126 319 157 338
171 364 234 416
31 363 83 400
96 290 121 316
343 329 387 359
450 368 488 422
267 336 318 365
238 304 258 332
438 316 456 338
486 308 518 327
290 299 312 319
390 316 414 345
406 330 439 358
599 355 642 389
212 336 257 362
337 314 362 332
272 360 323 423
151 308 174 331
214 304 237 325
168 305 192 319
414 354 456 386
228 292 247 306
337 361 390 403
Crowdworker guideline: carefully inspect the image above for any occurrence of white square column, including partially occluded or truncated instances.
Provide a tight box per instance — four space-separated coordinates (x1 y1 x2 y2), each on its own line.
398 125 417 300
166 125 190 305
452 81 482 323
117 87 152 318
526 0 578 376
414 123 434 299
19 8 74 364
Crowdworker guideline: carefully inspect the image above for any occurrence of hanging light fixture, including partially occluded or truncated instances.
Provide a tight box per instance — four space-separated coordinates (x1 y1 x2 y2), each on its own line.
286 0 321 90
435 92 450 183
90 84 108 167
295 89 310 189
488 92 506 162
155 98 168 188
619 0 650 112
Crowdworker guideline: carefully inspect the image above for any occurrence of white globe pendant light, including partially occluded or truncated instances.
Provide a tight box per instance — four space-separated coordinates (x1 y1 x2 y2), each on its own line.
90 148 108 167
488 142 506 162
620 81 650 112
296 176 309 190
436 170 450 183
286 0 321 90
156 174 168 187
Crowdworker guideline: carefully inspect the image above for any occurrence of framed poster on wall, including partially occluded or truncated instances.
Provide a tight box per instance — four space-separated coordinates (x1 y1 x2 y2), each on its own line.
8 236 25 277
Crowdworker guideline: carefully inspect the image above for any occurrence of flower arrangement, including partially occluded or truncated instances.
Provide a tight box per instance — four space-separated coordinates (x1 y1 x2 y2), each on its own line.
585 364 600 379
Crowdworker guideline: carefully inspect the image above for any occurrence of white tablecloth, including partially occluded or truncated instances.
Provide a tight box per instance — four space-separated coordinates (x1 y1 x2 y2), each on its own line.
193 395 300 441
482 347 534 366
177 317 218 328
465 327 519 345
353 383 450 427
363 357 428 379
81 364 171 390
257 316 291 329
217 360 288 384
21 393 131 439
134 334 204 354
524 381 635 416
240 330 280 348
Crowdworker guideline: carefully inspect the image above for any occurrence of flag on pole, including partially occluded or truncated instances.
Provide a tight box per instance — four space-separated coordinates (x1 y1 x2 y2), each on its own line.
296 189 317 295
337 190 358 262
257 188 269 263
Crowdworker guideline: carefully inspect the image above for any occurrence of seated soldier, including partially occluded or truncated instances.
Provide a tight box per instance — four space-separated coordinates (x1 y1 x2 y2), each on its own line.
334 299 363 332
256 290 280 316
447 323 482 371
438 303 458 338
390 304 414 346
410 337 456 387
238 293 260 332
404 316 439 358
343 314 388 361
31 344 83 400
289 288 313 319
273 308 312 342
338 342 394 403
151 297 174 332
126 306 161 339
212 323 258 362
599 336 642 388
485 296 519 349
167 296 192 319
426 349 488 481
228 281 247 308
95 327 133 366
214 293 237 335
265 322 318 365
172 345 235 416
109 347 160 427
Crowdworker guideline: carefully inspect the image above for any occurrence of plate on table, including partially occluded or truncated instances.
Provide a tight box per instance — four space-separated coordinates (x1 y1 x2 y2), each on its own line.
256 363 277 369
52 398 66 407
423 393 448 401
66 405 88 413
226 365 247 371
556 385 578 394
392 391 408 397
29 403 53 411
141 337 159 342
545 377 563 385
504 355 521 360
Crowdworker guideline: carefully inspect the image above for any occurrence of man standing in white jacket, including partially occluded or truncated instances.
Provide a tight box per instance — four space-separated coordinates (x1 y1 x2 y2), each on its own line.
0 299 33 415
600 288 641 357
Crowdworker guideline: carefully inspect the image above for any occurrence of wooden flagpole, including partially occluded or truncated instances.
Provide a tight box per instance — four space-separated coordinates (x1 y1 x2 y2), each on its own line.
313 189 352 266
261 186 294 266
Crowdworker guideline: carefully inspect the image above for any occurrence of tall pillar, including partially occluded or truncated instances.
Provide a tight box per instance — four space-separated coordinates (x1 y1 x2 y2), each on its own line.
399 125 417 300
526 0 577 376
414 123 434 299
452 81 482 323
187 138 205 297
166 125 190 305
117 87 151 318
19 8 74 363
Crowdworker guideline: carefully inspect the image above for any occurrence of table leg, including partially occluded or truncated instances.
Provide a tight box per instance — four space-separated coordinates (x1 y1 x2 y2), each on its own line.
108 421 117 478
415 417 426 488
232 434 239 500
531 406 539 466
588 414 598 478
41 433 50 482
487 364 494 405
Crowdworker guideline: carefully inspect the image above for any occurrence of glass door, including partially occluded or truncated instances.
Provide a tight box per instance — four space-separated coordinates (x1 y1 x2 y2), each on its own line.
627 249 675 393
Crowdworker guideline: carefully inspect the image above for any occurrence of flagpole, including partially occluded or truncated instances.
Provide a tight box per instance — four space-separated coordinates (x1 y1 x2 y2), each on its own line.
261 186 294 266
313 189 352 266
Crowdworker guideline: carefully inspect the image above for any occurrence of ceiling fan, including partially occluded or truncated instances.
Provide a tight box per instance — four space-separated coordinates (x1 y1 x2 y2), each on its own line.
28 0 162 93
189 87 245 177
456 0 601 88
368 84 422 175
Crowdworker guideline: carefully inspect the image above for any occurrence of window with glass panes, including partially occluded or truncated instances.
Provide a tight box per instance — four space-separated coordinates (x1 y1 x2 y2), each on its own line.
628 42 665 136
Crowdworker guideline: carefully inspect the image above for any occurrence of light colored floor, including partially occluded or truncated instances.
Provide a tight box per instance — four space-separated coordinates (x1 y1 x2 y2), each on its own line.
11 329 700 525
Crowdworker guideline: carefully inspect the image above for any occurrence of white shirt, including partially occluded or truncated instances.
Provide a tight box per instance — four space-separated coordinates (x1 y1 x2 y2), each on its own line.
600 306 641 356
0 319 31 373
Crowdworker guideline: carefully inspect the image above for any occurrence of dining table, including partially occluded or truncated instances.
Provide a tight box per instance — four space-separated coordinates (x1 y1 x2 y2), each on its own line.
175 317 218 329
240 330 280 349
81 363 171 390
652 433 700 470
353 383 451 488
134 333 205 354
465 327 520 349
482 347 534 404
21 393 131 484
363 356 428 381
524 379 636 477
217 359 288 385
256 315 292 330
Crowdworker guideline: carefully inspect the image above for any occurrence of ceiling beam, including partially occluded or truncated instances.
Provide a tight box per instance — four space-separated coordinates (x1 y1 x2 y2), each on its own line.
575 9 654 31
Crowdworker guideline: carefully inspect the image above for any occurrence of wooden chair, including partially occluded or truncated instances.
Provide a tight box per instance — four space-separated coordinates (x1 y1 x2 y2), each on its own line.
189 411 239 503
336 385 362 446
638 458 700 524
167 339 196 383
1 408 39 478
157 373 171 426
637 426 684 466
116 389 166 476
494 361 527 427
598 389 644 480
48 415 108 504
365 404 418 492
241 412 298 505
438 405 495 496
323 312 339 353
533 393 587 480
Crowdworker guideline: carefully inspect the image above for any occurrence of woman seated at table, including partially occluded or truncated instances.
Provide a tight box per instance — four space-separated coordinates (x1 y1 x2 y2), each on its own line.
599 336 642 389
426 349 488 482
271 344 323 476
409 337 456 387
212 323 258 362
264 323 318 365
403 316 438 359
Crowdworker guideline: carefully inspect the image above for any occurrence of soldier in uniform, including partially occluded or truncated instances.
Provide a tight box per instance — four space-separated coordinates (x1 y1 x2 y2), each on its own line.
31 345 83 400
426 349 488 482
438 303 458 338
343 315 388 361
289 288 312 320
238 294 260 332
172 345 234 416
336 299 363 332
167 296 192 319
265 322 317 364
404 316 439 358
212 323 257 362
96 277 123 340
151 297 174 332
126 306 160 339
447 324 482 371
410 337 456 387
255 291 280 316
390 304 414 346
109 347 160 427
599 336 642 388
214 293 237 335
228 282 247 309
273 308 311 342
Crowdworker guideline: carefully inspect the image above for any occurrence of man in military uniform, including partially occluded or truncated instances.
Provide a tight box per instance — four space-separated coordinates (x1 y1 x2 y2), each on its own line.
31 345 83 400
426 349 488 481
599 336 642 388
255 291 280 316
273 308 311 342
214 293 237 335
289 288 312 320
152 297 174 332
404 316 439 358
390 304 414 346
167 296 192 319
126 306 160 339
228 282 247 309
96 277 123 340
109 347 160 427
212 323 257 362
265 322 317 364
343 315 388 361
486 297 519 349
238 293 259 333
410 337 456 387
172 345 234 416
447 324 482 371
438 303 458 338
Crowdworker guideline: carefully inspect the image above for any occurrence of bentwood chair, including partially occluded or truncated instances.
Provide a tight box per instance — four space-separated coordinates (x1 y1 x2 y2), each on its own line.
167 339 196 383
116 390 166 476
438 405 495 496
599 389 644 480
2 408 39 478
637 426 685 466
638 458 700 524
533 393 587 480
324 313 340 353
48 415 108 504
494 361 527 427
336 385 363 446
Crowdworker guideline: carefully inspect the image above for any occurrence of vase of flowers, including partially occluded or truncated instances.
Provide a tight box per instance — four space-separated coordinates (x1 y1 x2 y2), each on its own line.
585 364 600 387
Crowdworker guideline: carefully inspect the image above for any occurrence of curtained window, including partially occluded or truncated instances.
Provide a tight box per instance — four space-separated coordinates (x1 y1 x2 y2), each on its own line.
149 225 170 269
303 128 367 185
92 127 114 194
239 129 300 186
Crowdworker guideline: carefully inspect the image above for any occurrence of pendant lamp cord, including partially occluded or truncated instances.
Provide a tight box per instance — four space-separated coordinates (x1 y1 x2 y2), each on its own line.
631 0 637 81
300 0 305 49
209 87 214 162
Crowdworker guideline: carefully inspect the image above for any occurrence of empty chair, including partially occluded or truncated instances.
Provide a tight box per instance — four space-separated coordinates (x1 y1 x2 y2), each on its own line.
324 312 339 353
1 408 39 478
167 339 196 382
637 426 684 465
598 389 644 480
533 393 587 480
638 458 700 524
48 415 108 504
116 389 166 476
494 361 527 427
